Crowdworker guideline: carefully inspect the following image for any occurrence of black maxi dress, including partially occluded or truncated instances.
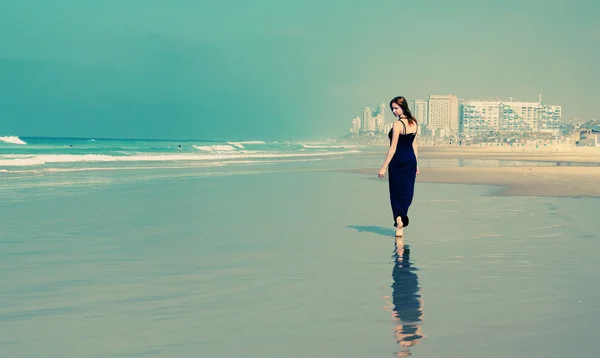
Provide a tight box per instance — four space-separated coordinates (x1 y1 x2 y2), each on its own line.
387 121 417 228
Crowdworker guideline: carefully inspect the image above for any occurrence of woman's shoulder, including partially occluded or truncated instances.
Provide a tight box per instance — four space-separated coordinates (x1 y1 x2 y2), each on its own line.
393 120 406 128
406 120 418 134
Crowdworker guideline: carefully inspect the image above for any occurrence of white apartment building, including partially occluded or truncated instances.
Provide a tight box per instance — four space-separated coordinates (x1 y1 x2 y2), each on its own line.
373 103 386 132
409 100 428 126
361 107 374 132
351 117 361 135
460 97 562 135
428 94 459 134
461 101 501 135
539 105 562 131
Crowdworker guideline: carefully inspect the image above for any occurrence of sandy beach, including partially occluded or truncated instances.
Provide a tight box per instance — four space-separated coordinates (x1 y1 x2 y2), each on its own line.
349 146 600 198
418 166 600 197
418 145 600 164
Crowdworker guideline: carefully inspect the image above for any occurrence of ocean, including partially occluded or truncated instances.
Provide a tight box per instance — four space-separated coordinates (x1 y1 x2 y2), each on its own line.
0 135 364 171
1 136 599 357
0 136 368 202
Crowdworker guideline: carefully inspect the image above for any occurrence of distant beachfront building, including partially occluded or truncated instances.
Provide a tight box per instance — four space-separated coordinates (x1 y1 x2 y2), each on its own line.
361 107 374 132
428 94 459 134
539 105 562 131
460 95 562 135
460 101 502 135
373 103 386 132
350 117 361 135
501 100 543 132
353 104 387 136
410 100 428 126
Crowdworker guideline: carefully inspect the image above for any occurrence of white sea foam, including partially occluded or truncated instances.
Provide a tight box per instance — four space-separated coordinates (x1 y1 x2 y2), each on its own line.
0 150 360 167
232 141 266 144
226 141 267 148
0 136 27 145
193 145 236 151
1 156 344 174
3 162 226 174
300 143 360 149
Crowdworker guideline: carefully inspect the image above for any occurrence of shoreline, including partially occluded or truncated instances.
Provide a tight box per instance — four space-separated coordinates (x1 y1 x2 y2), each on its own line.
417 146 600 164
343 165 600 198
359 145 600 164
346 145 600 198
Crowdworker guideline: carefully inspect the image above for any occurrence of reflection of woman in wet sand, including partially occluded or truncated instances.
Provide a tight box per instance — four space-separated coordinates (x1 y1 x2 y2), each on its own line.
390 238 424 357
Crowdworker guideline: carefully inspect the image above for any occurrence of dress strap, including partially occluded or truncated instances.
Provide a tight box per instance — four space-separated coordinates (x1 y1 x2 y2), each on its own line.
399 119 407 134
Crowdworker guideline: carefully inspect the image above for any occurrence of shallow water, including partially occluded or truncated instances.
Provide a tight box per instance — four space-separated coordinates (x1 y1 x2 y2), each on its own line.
1 158 599 357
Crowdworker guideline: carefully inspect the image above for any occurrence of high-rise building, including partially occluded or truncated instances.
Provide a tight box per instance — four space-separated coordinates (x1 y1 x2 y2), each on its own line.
378 103 386 120
501 102 562 132
460 100 501 135
351 117 361 135
500 101 543 132
409 100 428 126
428 94 459 133
373 104 386 132
361 107 374 132
459 95 562 135
539 105 562 131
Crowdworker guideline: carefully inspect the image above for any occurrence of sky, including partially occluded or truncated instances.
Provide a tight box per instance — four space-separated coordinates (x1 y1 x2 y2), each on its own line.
0 0 598 141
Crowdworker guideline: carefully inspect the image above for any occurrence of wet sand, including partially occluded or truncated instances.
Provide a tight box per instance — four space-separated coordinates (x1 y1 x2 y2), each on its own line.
3 167 600 358
419 146 600 164
419 166 600 197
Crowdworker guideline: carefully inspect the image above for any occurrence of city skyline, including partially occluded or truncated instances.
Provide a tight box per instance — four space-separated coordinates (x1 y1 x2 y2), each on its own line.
347 93 565 139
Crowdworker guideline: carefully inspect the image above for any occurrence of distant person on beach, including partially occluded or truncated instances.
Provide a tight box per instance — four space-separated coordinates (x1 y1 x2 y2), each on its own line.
378 96 419 237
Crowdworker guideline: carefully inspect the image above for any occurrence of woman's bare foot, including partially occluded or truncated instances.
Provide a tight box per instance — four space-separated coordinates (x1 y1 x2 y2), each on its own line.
395 217 404 237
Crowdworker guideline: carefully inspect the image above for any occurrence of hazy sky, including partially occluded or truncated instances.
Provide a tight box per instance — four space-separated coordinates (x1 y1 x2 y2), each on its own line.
1 0 598 140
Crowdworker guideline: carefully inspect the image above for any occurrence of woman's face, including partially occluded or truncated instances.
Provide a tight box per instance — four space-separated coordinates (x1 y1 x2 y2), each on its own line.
391 102 404 118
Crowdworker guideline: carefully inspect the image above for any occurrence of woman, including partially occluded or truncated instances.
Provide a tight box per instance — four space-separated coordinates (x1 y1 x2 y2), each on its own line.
378 96 419 237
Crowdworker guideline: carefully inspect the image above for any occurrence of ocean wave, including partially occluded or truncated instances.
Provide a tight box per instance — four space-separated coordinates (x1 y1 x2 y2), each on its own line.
1 163 226 174
226 141 268 149
226 142 245 149
0 156 344 174
0 136 27 145
0 157 343 174
0 150 360 167
193 145 236 151
229 141 266 144
300 143 360 149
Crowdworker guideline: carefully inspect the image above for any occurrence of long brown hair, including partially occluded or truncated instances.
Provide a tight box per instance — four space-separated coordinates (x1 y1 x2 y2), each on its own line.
390 96 417 125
